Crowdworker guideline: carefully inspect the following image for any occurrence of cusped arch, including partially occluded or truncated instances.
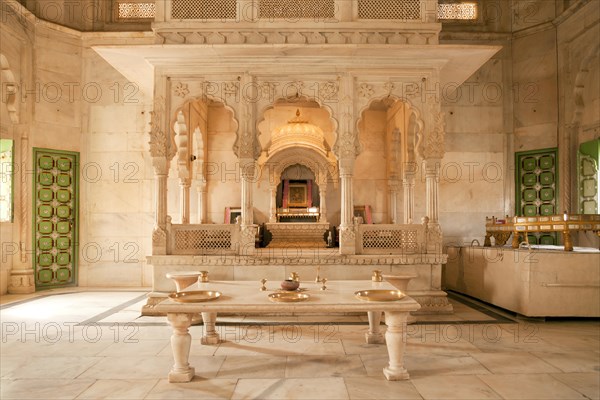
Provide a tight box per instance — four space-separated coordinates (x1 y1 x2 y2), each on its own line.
256 95 340 156
171 95 239 138
356 95 424 164
265 147 337 188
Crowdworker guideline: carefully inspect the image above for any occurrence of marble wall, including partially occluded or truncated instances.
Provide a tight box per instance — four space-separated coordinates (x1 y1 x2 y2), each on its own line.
1 0 598 293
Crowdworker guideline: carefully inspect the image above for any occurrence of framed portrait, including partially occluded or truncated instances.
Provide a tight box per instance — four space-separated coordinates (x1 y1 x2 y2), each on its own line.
354 205 373 224
224 207 242 224
288 183 308 207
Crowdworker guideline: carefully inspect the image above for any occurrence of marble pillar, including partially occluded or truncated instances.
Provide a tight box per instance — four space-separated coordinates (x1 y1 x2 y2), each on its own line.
9 127 34 294
319 187 328 223
179 179 190 224
339 166 356 254
240 159 256 255
269 185 277 223
402 172 415 224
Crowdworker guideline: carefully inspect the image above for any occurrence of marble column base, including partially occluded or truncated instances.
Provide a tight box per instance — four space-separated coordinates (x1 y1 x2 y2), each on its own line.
168 367 195 383
8 269 35 294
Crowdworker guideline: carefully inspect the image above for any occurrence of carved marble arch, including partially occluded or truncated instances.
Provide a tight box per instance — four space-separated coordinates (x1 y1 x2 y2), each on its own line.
255 95 340 155
356 95 424 175
0 54 19 124
170 95 239 159
263 147 337 189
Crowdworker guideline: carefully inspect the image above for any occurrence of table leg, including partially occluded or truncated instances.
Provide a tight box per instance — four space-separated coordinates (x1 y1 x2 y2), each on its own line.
166 313 195 383
382 311 410 380
365 311 385 344
201 312 220 345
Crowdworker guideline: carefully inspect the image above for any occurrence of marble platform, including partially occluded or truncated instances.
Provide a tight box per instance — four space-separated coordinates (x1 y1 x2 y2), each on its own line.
445 245 600 317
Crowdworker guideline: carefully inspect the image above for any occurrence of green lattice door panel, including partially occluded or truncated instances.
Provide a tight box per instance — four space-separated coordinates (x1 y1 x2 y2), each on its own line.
577 139 599 214
515 148 558 244
33 148 79 288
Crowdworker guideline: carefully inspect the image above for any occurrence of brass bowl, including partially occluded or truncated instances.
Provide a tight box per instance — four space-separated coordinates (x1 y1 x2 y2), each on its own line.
354 290 405 302
268 292 310 303
169 290 222 303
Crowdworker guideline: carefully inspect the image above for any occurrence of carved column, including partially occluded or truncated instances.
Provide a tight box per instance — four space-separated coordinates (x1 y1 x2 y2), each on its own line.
319 186 328 223
388 180 399 224
339 164 356 254
9 124 34 294
269 185 277 223
335 74 359 254
148 96 175 255
196 181 207 224
175 112 191 224
403 172 415 224
424 159 440 224
420 109 445 253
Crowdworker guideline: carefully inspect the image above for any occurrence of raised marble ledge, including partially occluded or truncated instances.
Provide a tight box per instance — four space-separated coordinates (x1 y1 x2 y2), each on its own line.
93 44 501 97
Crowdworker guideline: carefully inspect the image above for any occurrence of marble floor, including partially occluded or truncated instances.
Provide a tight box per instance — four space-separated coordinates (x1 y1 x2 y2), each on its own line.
0 289 598 399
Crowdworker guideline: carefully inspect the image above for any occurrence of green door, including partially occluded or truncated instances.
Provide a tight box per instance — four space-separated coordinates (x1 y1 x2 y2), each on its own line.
33 148 79 288
515 148 558 245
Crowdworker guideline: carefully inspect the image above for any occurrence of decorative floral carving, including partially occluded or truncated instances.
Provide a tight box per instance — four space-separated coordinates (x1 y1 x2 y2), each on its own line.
383 81 395 95
426 223 443 244
224 82 239 98
173 82 189 98
319 81 339 101
340 226 356 241
422 111 445 159
152 226 167 249
148 98 168 158
358 83 374 98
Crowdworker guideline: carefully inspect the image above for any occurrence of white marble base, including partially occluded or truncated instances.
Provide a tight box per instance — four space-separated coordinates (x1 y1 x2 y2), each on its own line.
445 246 600 317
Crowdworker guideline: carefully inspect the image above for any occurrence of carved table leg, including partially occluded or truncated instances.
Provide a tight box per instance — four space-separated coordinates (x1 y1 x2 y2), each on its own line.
365 311 385 344
201 312 220 345
383 311 410 380
484 232 492 247
166 313 195 383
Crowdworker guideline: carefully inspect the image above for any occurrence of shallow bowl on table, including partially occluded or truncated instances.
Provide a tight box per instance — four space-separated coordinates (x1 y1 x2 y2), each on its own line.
354 290 405 302
268 292 310 303
169 290 222 303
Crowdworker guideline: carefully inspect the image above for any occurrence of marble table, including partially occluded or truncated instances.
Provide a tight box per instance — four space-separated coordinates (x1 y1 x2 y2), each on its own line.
154 280 421 383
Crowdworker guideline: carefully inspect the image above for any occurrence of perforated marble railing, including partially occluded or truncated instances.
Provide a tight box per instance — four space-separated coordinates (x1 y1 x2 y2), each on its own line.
167 224 240 255
357 224 426 255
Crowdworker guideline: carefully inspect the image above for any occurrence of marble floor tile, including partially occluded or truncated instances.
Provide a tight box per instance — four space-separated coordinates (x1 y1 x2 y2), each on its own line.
532 351 600 373
285 355 367 377
411 375 501 399
470 352 562 374
216 355 287 378
0 378 94 400
479 373 588 399
551 372 600 399
0 357 31 378
343 376 422 399
145 377 237 400
98 339 170 357
340 337 390 355
231 377 350 400
77 356 175 380
75 379 159 399
5 356 101 379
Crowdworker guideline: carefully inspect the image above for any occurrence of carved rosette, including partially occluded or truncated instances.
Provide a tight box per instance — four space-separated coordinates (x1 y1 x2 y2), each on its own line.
173 82 189 98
